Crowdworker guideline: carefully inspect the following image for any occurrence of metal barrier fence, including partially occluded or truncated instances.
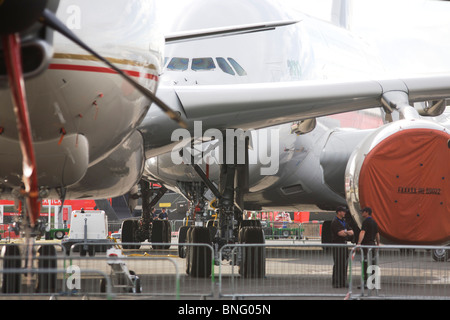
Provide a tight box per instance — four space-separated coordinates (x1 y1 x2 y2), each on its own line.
168 220 324 241
348 245 450 300
218 243 351 299
68 242 215 299
263 221 323 241
0 242 214 300
0 242 449 299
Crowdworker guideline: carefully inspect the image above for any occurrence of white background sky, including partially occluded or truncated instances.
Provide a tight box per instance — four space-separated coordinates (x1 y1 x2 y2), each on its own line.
156 0 450 75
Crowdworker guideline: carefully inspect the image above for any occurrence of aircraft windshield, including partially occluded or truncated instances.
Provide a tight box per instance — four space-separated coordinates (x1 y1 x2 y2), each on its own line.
216 57 235 75
167 57 189 71
227 58 247 76
192 58 216 71
165 57 247 76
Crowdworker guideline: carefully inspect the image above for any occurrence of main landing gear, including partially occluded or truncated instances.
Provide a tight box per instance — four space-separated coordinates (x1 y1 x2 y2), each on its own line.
120 180 171 250
178 136 266 278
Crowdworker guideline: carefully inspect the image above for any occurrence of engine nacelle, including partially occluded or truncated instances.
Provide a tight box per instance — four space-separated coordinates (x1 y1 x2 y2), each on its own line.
61 131 145 199
345 119 450 244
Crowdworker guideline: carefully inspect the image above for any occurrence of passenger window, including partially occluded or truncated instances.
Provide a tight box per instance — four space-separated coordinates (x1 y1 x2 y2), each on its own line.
192 58 215 71
216 57 235 75
167 57 189 71
228 58 247 76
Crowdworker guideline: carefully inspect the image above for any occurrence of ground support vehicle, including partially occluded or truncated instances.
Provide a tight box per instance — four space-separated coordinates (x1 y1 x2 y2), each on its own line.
61 210 112 256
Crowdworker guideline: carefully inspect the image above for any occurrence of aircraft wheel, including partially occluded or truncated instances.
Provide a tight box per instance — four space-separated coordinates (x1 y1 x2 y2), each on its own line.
186 226 212 278
121 219 140 249
185 227 193 274
240 220 261 228
1 244 21 294
239 227 265 278
151 220 171 249
36 245 57 293
163 220 171 249
88 245 95 257
178 226 189 258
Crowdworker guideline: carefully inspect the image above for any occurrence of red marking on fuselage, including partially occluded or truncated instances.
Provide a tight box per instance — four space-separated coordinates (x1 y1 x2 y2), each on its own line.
49 63 159 81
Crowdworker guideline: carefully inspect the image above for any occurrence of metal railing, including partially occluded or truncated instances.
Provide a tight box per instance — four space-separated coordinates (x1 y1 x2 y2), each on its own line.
0 241 448 300
218 243 351 299
348 245 450 300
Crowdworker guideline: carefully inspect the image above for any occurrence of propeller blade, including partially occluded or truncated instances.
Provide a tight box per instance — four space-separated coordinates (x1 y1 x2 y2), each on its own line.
39 9 187 128
2 34 41 226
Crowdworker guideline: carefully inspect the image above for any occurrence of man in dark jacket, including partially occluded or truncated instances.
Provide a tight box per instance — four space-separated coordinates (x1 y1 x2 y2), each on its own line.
331 206 354 288
357 207 380 286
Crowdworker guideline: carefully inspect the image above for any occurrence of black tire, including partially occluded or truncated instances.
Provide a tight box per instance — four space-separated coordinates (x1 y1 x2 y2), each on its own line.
186 227 212 278
150 220 171 249
178 226 189 258
36 245 57 293
185 227 193 275
239 227 265 278
240 220 262 228
151 220 164 249
88 245 95 257
121 219 140 249
163 220 171 249
1 244 21 294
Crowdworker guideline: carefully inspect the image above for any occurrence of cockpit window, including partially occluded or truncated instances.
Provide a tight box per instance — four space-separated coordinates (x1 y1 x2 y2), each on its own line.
167 57 189 71
164 57 247 76
192 58 216 71
227 58 247 76
216 57 235 76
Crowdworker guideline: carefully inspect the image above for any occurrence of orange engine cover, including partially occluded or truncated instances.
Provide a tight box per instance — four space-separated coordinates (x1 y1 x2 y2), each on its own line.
346 121 450 245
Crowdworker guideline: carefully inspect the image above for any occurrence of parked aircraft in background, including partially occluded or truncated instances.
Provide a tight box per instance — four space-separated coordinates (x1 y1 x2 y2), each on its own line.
140 0 450 247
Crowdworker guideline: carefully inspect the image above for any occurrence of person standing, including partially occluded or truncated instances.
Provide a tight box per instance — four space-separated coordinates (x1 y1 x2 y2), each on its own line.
159 208 168 220
331 206 354 288
357 207 380 286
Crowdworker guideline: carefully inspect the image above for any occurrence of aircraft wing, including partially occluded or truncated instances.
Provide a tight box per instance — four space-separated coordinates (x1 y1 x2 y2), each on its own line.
143 74 450 154
167 74 450 123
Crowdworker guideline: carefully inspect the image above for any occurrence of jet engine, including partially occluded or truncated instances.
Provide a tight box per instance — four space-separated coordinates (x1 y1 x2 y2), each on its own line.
345 119 450 244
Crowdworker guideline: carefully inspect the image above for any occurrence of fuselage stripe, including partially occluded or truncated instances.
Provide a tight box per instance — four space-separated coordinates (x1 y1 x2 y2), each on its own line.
48 64 159 81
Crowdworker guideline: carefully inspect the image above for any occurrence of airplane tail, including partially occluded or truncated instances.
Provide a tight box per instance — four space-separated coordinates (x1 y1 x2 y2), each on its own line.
331 0 352 29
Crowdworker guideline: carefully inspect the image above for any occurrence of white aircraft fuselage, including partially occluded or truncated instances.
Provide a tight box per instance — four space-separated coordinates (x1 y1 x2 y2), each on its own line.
0 0 163 199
